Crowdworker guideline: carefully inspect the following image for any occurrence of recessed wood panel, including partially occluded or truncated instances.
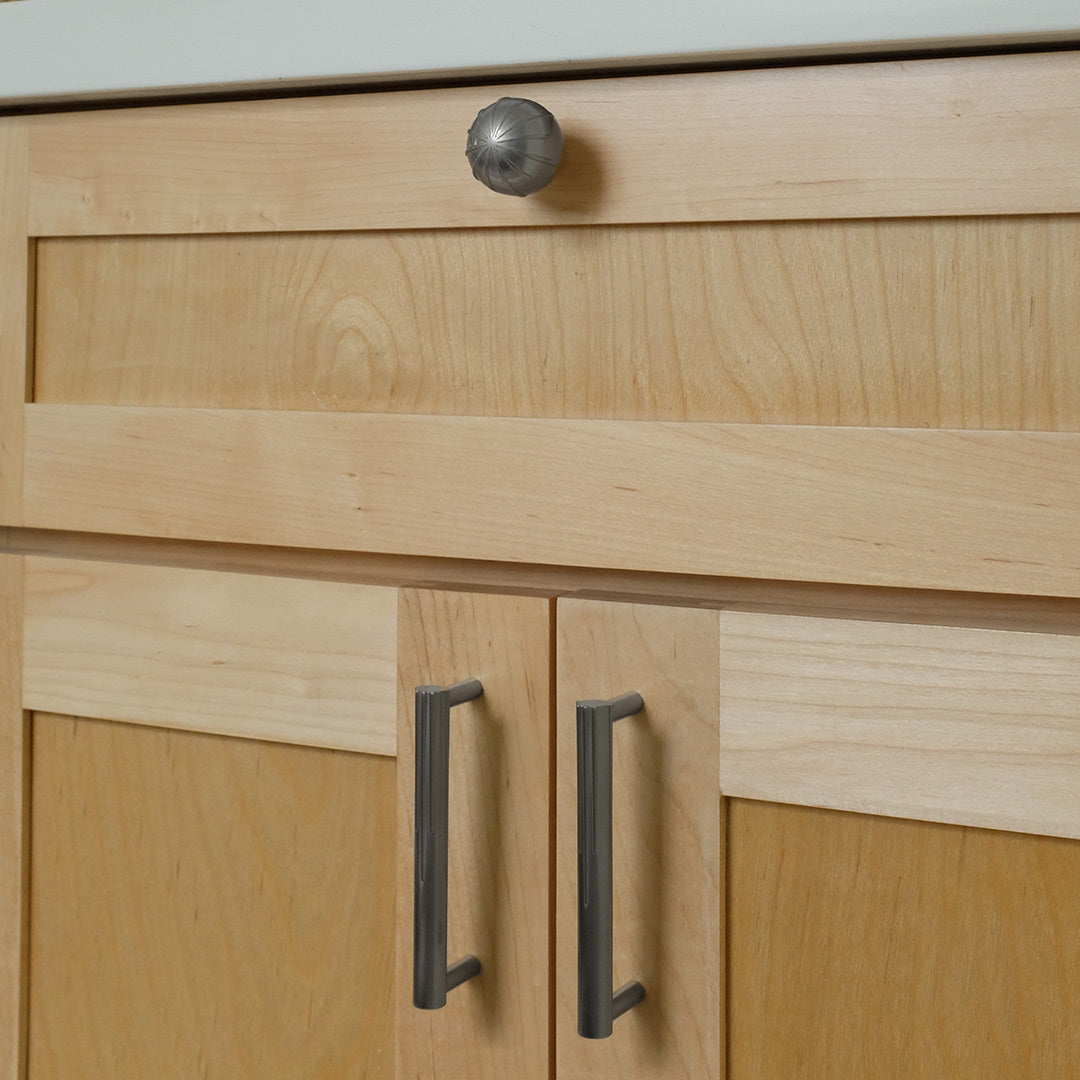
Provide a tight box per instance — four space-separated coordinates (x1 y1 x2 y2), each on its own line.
728 801 1080 1080
23 558 397 754
28 714 396 1080
34 217 1080 430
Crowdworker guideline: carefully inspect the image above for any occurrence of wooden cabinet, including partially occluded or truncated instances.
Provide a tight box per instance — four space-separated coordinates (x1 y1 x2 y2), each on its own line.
4 47 1080 1080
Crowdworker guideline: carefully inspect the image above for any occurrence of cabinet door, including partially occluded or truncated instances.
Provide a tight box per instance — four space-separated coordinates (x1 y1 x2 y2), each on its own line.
396 590 552 1080
555 599 724 1080
21 558 401 1079
718 610 1080 1078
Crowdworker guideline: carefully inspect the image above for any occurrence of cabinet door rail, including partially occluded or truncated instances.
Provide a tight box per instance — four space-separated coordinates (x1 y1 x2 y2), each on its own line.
21 404 1080 598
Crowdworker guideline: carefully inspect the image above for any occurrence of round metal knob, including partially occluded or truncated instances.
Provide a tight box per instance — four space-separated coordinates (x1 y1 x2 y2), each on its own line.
466 97 564 197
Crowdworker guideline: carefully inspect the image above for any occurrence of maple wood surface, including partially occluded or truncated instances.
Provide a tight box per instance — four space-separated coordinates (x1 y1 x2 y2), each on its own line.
716 611 1080 838
556 599 723 1080
728 801 1080 1080
20 406 1080 597
395 590 551 1080
22 556 397 754
0 119 27 526
28 714 397 1080
33 218 1080 430
25 52 1080 237
0 556 25 1080
5 49 1080 1080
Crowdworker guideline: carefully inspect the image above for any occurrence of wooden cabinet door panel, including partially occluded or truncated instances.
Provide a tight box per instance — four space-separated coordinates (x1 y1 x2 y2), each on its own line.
729 801 1080 1080
28 714 396 1080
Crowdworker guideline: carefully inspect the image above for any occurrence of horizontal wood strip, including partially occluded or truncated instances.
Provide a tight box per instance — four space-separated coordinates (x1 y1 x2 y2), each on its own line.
718 612 1080 837
9 526 1080 636
34 217 1080 430
23 557 397 754
21 405 1080 596
26 51 1080 237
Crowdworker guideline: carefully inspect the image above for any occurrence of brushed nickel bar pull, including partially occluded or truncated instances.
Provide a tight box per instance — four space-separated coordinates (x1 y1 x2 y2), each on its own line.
413 678 484 1009
577 691 647 1039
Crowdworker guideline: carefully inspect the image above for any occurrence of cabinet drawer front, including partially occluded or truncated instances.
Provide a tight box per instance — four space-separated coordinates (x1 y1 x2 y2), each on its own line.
26 52 1080 236
718 611 1080 837
23 557 397 754
9 53 1080 595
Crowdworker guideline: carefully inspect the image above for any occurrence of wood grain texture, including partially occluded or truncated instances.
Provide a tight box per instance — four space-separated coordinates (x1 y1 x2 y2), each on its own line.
33 216 1080 430
21 405 1080 596
26 52 1080 237
717 612 1080 837
556 600 722 1080
0 556 26 1080
0 118 28 526
7 527 1080 636
22 557 397 754
728 801 1080 1080
27 714 396 1080
396 590 551 1080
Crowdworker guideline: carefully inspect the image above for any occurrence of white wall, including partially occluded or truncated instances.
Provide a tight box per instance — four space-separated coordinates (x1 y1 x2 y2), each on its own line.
1 0 1078 105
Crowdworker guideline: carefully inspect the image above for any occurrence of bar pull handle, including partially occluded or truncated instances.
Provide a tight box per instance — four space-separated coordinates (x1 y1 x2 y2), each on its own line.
577 691 647 1039
413 678 484 1009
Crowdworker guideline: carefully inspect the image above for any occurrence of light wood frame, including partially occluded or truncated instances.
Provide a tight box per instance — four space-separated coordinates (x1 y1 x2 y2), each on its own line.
24 51 1080 236
6 55 1080 596
0 556 26 1080
20 406 1080 597
4 50 1080 1080
23 558 397 754
6 52 1080 596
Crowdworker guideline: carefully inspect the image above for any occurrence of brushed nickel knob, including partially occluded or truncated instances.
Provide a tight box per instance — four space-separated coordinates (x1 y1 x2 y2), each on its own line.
466 97 564 197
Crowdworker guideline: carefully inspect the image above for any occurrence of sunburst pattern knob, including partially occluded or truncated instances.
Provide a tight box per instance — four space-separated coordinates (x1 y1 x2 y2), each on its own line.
466 97 564 196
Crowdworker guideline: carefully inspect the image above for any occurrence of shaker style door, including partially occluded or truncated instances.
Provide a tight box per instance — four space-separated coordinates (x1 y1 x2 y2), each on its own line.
20 559 401 1079
719 610 1080 1079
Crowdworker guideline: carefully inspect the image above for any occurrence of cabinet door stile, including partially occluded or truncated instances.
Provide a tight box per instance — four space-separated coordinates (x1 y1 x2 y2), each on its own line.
0 554 27 1080
0 118 29 527
556 599 723 1080
396 590 552 1080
